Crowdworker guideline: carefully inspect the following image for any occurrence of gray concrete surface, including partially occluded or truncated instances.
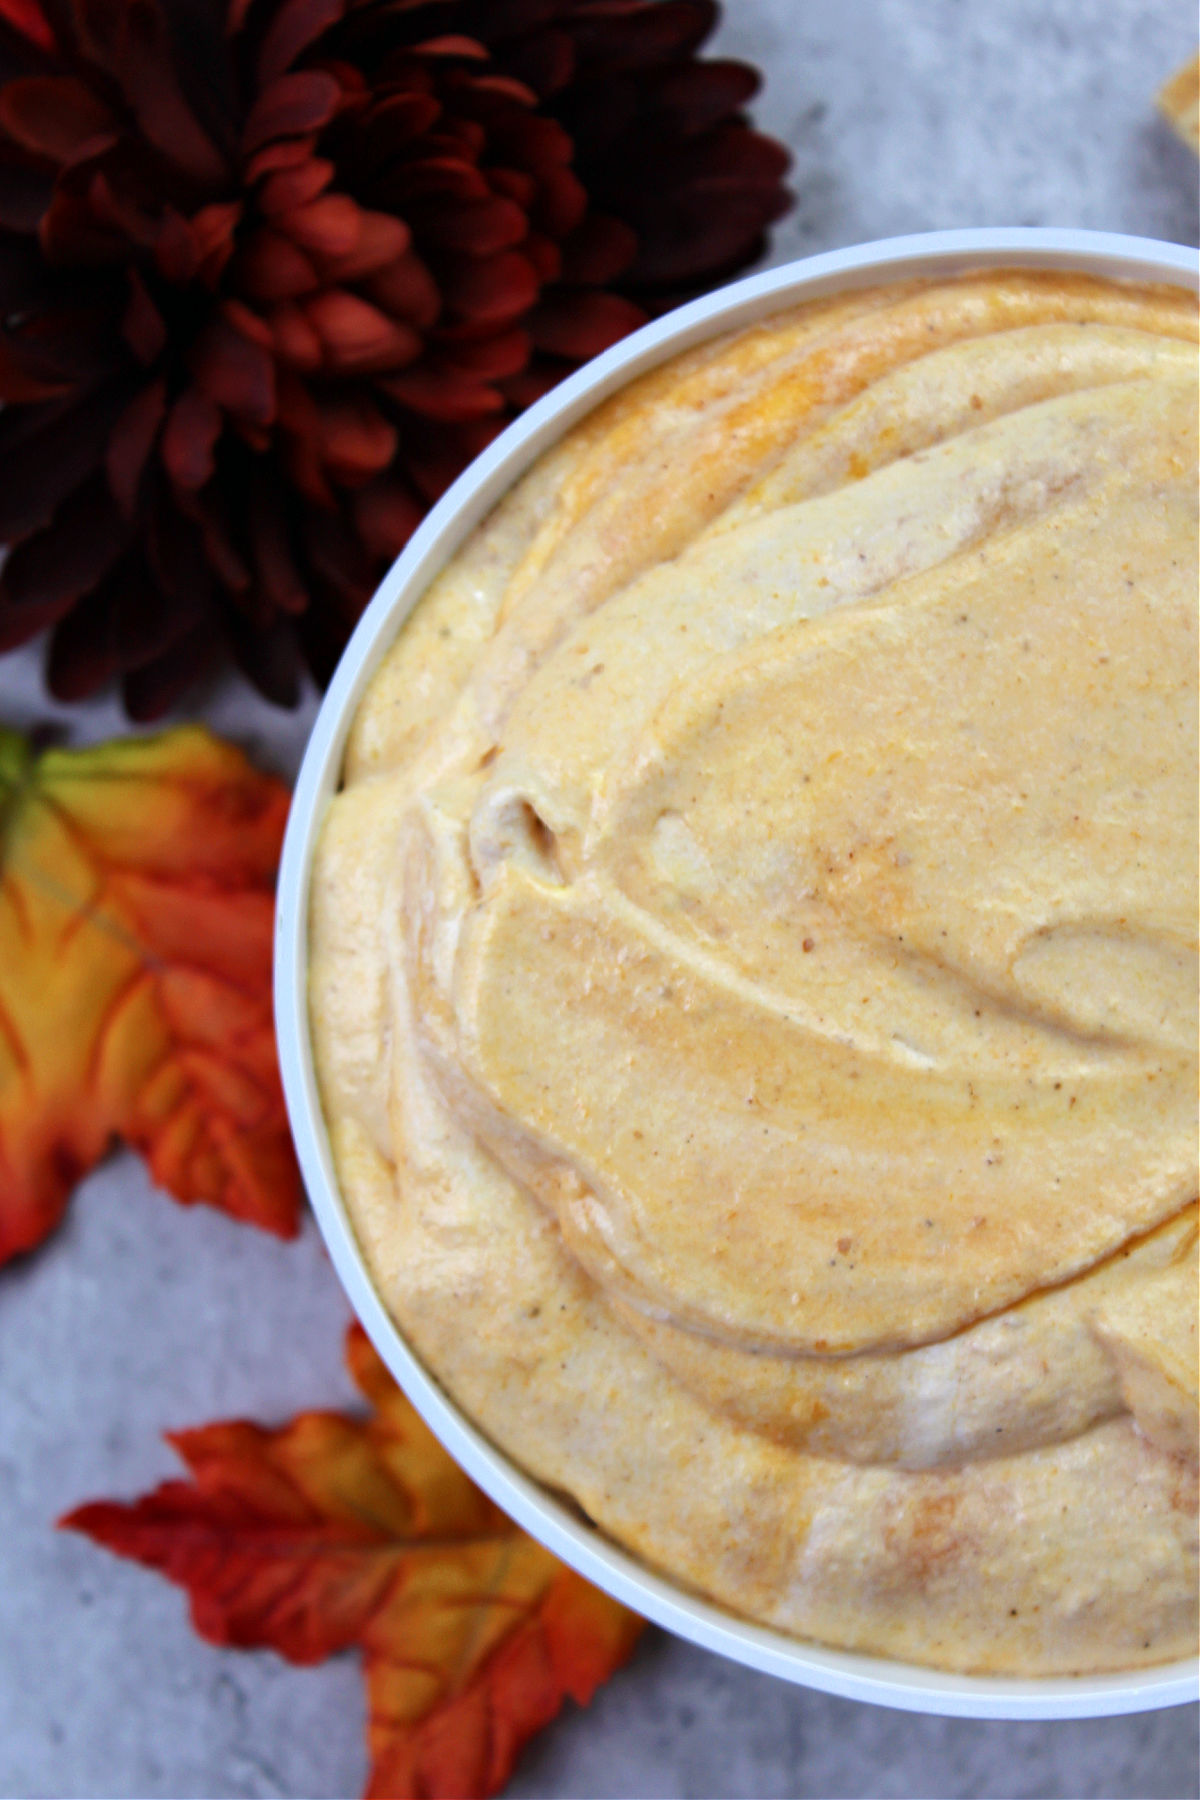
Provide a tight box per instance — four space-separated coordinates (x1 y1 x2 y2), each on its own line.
1 1 1197 1795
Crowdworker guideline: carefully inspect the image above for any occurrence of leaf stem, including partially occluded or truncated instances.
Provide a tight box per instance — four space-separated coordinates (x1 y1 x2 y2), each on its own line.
0 727 34 868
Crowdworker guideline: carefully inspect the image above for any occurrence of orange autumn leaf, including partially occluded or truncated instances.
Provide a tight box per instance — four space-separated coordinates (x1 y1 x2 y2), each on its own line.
0 723 300 1260
63 1321 646 1800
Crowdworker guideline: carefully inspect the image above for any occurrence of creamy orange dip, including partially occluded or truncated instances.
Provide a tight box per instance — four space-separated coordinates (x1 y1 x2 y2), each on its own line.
311 270 1199 1675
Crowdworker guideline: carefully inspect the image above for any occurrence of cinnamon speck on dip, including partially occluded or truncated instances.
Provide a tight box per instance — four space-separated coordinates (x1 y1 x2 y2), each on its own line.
310 270 1199 1676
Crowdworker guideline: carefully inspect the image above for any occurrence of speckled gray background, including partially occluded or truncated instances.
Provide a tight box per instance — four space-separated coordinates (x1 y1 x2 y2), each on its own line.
1 2 1197 1796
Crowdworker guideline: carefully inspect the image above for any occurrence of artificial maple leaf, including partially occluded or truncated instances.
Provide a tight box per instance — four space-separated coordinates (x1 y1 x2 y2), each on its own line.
63 1321 646 1800
0 723 300 1260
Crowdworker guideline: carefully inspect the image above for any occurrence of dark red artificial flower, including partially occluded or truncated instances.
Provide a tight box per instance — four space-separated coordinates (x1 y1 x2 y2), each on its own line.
0 0 791 715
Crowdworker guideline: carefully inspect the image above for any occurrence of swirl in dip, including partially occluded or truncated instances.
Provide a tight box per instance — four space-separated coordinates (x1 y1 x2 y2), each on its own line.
310 269 1199 1675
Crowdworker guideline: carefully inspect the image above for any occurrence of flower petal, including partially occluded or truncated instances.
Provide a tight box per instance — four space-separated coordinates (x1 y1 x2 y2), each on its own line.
413 34 488 61
121 269 168 363
258 155 334 217
0 381 123 538
359 89 441 162
527 288 643 358
269 300 322 370
364 249 441 329
153 207 201 282
243 69 341 155
382 364 503 422
653 58 759 136
279 191 360 256
225 609 301 707
108 555 195 669
468 71 537 105
0 157 52 228
481 109 571 171
440 248 539 325
351 471 422 561
0 333 66 400
621 160 791 287
436 326 529 381
222 295 275 350
276 369 333 507
1 303 119 386
315 395 397 485
316 208 410 282
0 0 56 54
373 152 489 207
302 502 375 607
498 361 559 411
0 75 116 161
416 192 527 255
237 226 320 302
177 482 252 593
530 163 586 237
76 0 228 186
162 387 223 490
489 165 533 209
191 312 276 427
0 469 126 610
245 132 317 181
247 470 307 615
497 24 575 99
569 0 716 68
105 376 166 514
191 200 243 286
304 288 422 373
143 489 210 600
256 0 344 87
123 621 220 719
43 570 122 695
402 415 500 503
558 212 636 286
523 229 560 283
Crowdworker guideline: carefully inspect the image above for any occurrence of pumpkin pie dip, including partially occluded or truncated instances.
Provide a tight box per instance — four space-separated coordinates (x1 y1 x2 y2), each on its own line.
310 269 1199 1675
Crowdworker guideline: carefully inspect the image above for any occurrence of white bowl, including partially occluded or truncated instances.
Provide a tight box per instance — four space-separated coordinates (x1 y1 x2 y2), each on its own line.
276 229 1200 1720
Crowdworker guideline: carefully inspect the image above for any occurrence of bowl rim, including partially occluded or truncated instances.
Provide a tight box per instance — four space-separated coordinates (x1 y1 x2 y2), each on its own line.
275 227 1200 1721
